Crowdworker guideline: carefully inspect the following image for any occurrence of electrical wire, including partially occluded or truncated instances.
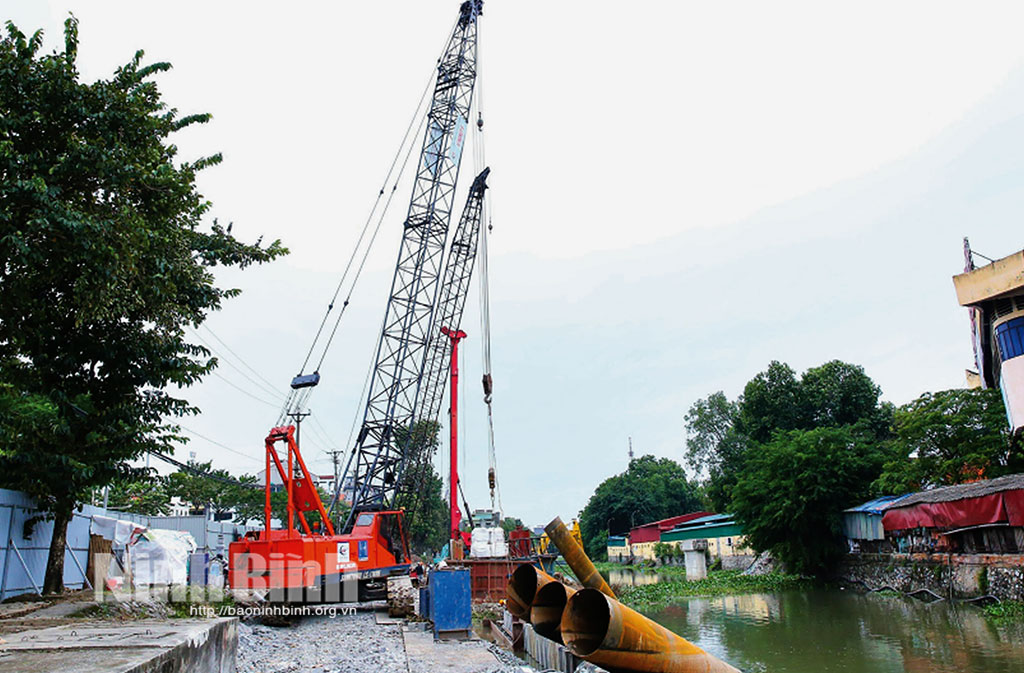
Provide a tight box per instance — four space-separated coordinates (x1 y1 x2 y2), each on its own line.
200 325 282 394
189 328 286 403
178 425 263 464
146 450 260 489
210 371 281 409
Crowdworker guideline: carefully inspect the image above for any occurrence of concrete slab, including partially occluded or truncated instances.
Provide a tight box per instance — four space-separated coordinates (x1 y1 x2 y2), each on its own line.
0 618 236 673
403 627 500 673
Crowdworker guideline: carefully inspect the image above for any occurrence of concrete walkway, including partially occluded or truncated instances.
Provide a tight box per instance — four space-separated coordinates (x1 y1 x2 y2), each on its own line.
403 626 504 673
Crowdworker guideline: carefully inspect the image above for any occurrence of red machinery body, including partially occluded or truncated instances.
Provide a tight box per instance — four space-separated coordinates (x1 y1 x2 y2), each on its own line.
228 426 410 601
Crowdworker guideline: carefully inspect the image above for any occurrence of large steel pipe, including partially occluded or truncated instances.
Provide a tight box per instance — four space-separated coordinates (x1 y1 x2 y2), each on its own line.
506 564 556 620
530 580 576 643
560 588 740 673
545 516 614 597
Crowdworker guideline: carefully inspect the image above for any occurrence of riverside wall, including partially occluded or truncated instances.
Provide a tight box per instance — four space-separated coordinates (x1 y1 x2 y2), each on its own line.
840 553 1024 601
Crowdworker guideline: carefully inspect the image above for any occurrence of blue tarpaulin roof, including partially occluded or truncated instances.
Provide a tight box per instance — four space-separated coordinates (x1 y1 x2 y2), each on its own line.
843 495 909 516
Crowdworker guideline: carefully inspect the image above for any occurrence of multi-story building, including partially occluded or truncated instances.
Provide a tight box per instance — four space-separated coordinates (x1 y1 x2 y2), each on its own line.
953 242 1024 436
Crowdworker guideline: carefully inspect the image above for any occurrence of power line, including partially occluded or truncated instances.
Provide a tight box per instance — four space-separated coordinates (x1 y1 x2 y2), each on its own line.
189 327 286 403
146 450 260 489
178 425 262 464
200 325 282 393
209 371 281 409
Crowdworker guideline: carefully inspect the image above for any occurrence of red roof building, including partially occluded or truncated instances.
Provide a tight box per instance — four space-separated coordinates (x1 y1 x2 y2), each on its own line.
628 512 713 544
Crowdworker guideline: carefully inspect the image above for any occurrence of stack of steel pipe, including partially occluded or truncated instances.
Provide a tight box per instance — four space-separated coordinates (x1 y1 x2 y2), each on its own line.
513 516 740 673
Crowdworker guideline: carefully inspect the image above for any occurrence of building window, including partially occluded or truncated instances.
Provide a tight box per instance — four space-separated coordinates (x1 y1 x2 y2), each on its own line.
996 317 1024 362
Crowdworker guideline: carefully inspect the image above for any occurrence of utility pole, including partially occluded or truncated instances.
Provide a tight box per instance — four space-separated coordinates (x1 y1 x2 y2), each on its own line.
628 436 634 461
287 411 311 449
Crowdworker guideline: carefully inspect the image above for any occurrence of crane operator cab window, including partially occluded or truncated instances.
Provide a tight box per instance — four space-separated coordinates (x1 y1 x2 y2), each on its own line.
377 513 408 566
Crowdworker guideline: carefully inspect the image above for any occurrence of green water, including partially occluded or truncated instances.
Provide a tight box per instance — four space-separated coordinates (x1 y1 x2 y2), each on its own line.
639 588 1024 672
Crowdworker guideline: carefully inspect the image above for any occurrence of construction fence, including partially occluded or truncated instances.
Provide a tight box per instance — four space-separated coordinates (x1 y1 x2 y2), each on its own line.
0 487 253 600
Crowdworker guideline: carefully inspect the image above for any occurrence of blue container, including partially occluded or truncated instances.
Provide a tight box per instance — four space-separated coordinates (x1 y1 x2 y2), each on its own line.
428 568 471 637
419 585 431 619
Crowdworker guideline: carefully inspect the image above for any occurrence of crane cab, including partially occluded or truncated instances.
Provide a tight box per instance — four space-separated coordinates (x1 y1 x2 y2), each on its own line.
226 425 411 603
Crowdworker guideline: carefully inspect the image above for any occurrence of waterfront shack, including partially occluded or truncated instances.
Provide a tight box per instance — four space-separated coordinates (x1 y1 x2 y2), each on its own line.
882 473 1024 553
842 495 908 553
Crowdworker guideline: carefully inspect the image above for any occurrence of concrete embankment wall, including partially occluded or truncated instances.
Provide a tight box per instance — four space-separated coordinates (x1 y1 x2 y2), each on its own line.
840 553 1024 601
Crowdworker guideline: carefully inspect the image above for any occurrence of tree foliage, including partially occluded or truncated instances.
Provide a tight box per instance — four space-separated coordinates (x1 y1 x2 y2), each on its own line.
165 460 237 515
731 426 890 575
0 18 286 592
394 421 448 556
874 388 1021 493
684 391 747 511
578 455 702 561
104 473 172 516
500 516 524 534
684 360 892 511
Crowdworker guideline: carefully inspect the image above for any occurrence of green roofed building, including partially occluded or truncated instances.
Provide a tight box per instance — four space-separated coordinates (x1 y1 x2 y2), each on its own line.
661 514 754 569
606 535 628 562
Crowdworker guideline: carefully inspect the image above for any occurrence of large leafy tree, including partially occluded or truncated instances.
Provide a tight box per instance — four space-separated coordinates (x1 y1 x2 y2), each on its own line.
394 421 448 556
0 19 285 592
736 360 804 443
165 460 236 516
874 388 1021 493
578 455 702 561
731 426 890 575
683 360 892 511
684 391 748 511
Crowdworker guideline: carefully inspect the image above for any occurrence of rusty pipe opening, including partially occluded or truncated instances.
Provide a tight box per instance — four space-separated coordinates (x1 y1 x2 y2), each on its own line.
560 586 610 656
530 581 576 643
506 564 555 620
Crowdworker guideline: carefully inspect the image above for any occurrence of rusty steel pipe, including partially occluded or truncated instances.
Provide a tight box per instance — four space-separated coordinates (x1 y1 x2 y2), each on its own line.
545 516 614 597
530 580 576 643
560 588 740 673
506 564 556 620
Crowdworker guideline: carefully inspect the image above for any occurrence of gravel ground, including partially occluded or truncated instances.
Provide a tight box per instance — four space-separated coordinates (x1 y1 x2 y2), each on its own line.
237 610 407 673
236 607 525 673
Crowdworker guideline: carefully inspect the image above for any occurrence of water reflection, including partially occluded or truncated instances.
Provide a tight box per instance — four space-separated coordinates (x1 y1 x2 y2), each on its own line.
643 588 1024 673
603 568 663 586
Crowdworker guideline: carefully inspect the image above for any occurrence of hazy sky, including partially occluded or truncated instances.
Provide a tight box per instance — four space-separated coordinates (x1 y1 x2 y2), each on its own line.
7 1 1024 527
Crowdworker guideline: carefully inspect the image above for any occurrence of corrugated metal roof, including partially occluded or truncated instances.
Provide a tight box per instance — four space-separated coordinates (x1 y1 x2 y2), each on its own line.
663 522 744 542
843 495 909 516
665 513 734 533
891 473 1024 508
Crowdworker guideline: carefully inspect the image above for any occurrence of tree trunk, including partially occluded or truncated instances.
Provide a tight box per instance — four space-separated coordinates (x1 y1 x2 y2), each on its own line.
43 505 72 595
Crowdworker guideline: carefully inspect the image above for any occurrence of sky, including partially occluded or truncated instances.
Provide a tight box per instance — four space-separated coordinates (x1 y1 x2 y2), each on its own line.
6 1 1024 527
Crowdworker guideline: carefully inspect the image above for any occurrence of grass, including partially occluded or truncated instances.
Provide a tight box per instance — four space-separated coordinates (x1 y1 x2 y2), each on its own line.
983 600 1024 625
618 569 807 609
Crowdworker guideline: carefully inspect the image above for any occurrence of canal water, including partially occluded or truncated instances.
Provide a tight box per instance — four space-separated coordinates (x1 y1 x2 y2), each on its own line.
602 571 1024 672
